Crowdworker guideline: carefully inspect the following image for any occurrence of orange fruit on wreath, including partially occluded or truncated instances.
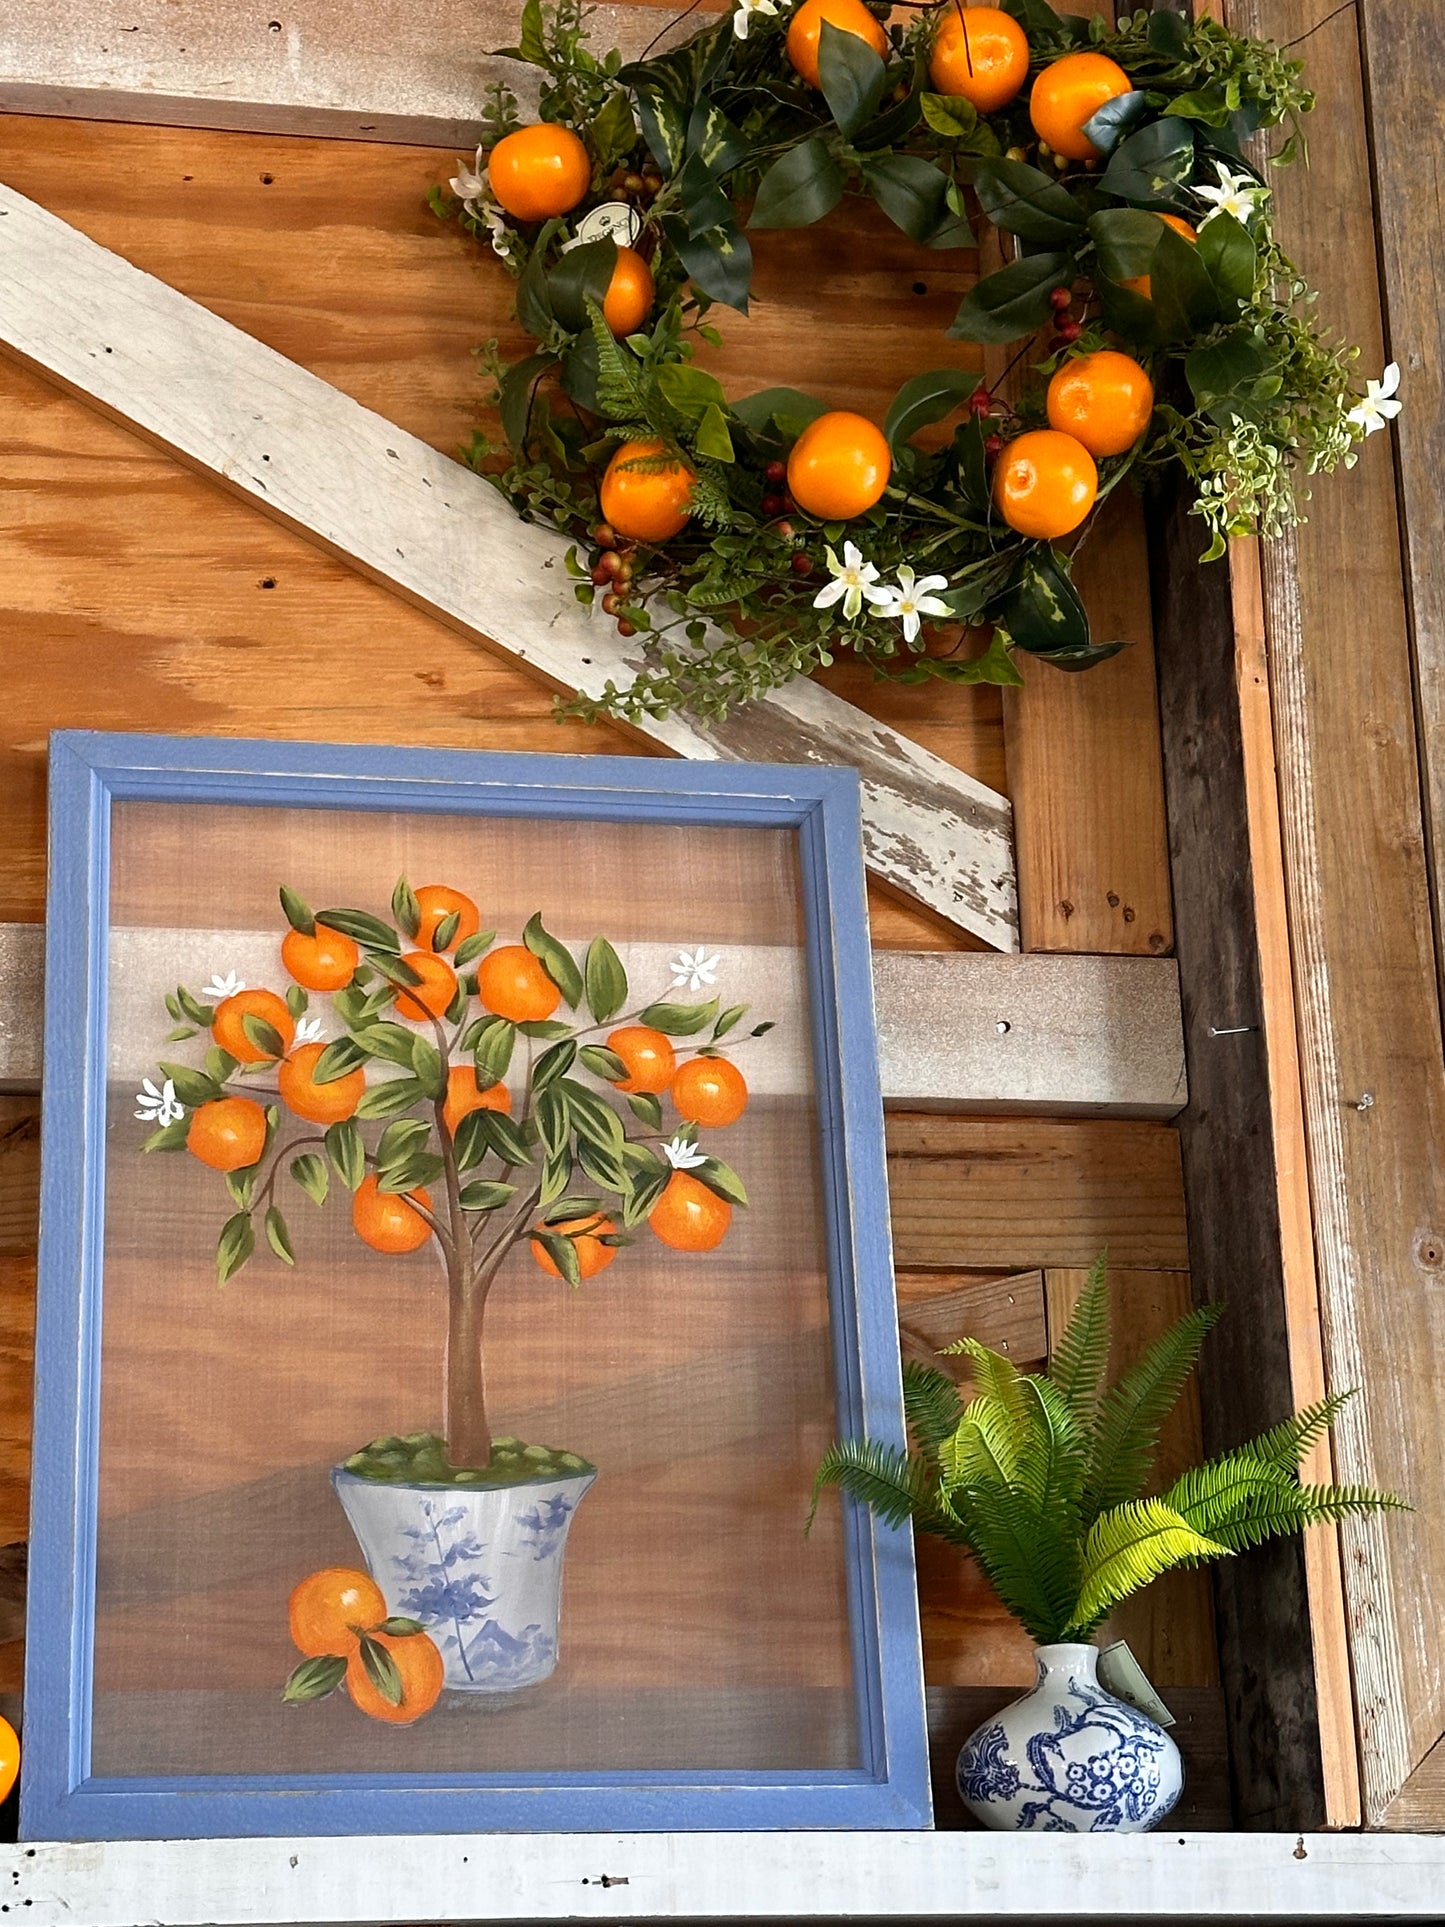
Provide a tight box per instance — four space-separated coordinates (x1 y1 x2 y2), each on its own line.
787 411 892 521
415 884 480 954
1029 50 1132 161
278 1040 366 1125
649 1171 732 1252
787 0 889 89
476 943 562 1023
392 951 458 1022
606 1024 677 1095
281 923 360 992
929 6 1030 113
603 246 655 337
671 1056 749 1128
353 1173 434 1254
530 1213 619 1280
599 439 696 543
212 987 295 1064
1121 213 1198 300
187 1095 267 1172
487 122 591 222
345 1627 446 1725
288 1566 387 1658
0 1716 17 1806
442 1064 512 1134
992 428 1097 539
1046 350 1155 458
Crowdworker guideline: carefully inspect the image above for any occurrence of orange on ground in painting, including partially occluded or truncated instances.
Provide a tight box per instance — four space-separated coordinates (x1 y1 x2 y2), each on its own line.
649 1171 732 1252
607 1024 677 1095
531 1214 619 1279
211 987 295 1064
477 943 562 1023
414 884 480 953
352 1173 434 1253
278 1041 367 1124
345 1629 446 1726
671 1056 749 1128
187 1095 267 1172
288 1568 387 1658
281 923 360 992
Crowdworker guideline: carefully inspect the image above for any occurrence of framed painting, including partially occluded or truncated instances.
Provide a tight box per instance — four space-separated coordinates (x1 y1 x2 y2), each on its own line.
23 731 931 1840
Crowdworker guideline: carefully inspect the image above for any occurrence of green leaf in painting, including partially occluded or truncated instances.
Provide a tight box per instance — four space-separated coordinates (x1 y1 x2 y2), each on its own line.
316 908 401 952
480 1109 535 1167
523 912 584 1007
217 1211 255 1285
583 935 628 1024
143 1116 190 1153
711 1004 748 1041
355 1076 427 1119
453 929 497 969
533 1037 578 1092
265 1205 296 1266
376 1152 444 1195
534 1230 583 1287
159 1060 223 1106
451 1108 492 1172
325 1118 366 1191
627 1090 664 1129
225 1165 257 1210
884 369 978 453
635 996 719 1036
747 139 845 231
284 985 308 1021
359 1633 404 1706
473 1015 518 1083
313 1038 369 1084
558 1078 627 1155
241 1013 287 1059
694 1155 748 1206
279 884 316 935
352 1022 419 1067
176 985 212 1026
458 1179 519 1212
290 1153 330 1206
376 1118 432 1176
409 1035 447 1099
391 878 421 941
948 251 1074 343
580 1043 630 1081
282 1654 347 1704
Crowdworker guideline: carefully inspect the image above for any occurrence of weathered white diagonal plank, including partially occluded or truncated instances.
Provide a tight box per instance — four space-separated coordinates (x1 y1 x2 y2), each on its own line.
0 924 1184 1115
0 0 684 147
0 179 1019 950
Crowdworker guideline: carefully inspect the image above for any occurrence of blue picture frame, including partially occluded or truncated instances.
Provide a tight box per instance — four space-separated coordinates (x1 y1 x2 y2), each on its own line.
23 730 931 1841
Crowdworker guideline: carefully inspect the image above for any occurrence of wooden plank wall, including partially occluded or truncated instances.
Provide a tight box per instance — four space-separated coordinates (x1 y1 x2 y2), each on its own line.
0 27 1223 1820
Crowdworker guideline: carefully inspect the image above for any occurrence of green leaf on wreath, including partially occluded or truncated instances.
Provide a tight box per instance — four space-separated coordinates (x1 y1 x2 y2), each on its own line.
948 250 1074 342
657 363 728 420
861 155 971 249
969 158 1085 244
695 403 735 462
590 90 638 169
1098 119 1197 207
992 552 1128 669
499 351 560 451
1088 207 1168 284
919 92 979 140
730 387 828 438
817 19 889 140
1195 210 1256 308
1080 89 1150 156
1149 220 1222 341
748 140 845 232
686 99 749 178
661 217 754 314
884 369 978 453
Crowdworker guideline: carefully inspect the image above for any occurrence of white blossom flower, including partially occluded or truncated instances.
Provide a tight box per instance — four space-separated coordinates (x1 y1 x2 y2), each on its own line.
135 1076 185 1127
662 1133 708 1170
812 542 890 621
202 971 245 1002
481 203 516 261
873 565 952 644
1194 159 1267 227
293 1013 325 1045
732 0 779 38
1347 362 1402 437
450 145 487 208
670 947 720 991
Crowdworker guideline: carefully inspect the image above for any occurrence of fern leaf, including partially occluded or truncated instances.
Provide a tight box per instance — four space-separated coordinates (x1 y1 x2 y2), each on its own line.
1082 1302 1225 1522
587 302 649 421
902 1361 963 1467
1047 1250 1113 1423
943 1336 1027 1414
1239 1392 1354 1475
807 1437 968 1541
949 1479 1081 1646
1167 1456 1406 1554
1014 1375 1088 1525
941 1393 1023 1487
1068 1499 1232 1635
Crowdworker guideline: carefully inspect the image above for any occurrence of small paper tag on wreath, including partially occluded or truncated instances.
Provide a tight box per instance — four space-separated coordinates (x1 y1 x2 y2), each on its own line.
564 202 643 252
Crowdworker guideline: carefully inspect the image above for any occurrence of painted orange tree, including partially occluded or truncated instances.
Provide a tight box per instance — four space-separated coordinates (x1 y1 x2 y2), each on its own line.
139 880 772 1473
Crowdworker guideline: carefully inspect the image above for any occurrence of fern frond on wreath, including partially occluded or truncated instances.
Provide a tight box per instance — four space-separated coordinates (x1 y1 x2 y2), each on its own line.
1081 1301 1225 1523
1046 1251 1112 1425
1068 1499 1231 1636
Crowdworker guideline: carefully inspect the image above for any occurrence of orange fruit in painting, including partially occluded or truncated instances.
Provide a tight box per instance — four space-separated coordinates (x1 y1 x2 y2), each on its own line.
671 1055 749 1128
787 0 889 89
278 1041 367 1125
787 411 892 521
649 1171 732 1252
352 1173 434 1254
929 6 1030 113
530 1214 619 1280
1121 213 1198 300
288 1566 387 1657
599 439 695 544
486 122 591 222
1046 350 1155 458
345 1628 446 1726
187 1096 267 1172
476 944 562 1023
0 1715 17 1806
442 1064 512 1135
1029 50 1132 161
992 428 1098 539
281 924 360 992
603 247 655 337
211 987 295 1064
414 884 480 954
392 952 458 1022
606 1024 677 1095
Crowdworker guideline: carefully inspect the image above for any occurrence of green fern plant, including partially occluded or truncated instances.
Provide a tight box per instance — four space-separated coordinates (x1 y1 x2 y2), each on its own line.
813 1257 1403 1646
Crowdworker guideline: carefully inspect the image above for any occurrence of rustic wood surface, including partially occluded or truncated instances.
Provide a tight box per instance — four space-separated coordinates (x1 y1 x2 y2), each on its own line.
1229 0 1445 1829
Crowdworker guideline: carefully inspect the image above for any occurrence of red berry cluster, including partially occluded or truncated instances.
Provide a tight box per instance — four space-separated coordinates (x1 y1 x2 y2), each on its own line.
1049 283 1082 353
589 524 638 637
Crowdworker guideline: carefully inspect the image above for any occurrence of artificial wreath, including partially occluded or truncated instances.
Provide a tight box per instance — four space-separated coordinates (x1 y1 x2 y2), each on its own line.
430 0 1399 723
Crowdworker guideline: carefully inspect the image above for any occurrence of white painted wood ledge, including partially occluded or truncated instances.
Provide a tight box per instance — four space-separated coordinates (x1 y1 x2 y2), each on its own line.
0 0 692 147
0 178 1019 952
7 1829 1445 1923
0 924 1186 1115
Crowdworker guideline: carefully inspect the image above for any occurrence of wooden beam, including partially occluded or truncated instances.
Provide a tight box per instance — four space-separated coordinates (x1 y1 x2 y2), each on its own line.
0 179 1019 951
897 1271 1047 1370
0 0 711 148
0 924 1185 1114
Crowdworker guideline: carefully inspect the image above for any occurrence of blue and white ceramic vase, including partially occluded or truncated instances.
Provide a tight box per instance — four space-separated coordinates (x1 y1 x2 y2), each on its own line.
956 1642 1182 1832
333 1466 595 1692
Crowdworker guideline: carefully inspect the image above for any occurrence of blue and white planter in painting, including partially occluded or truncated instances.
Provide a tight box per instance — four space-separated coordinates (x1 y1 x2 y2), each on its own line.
333 1467 595 1692
957 1643 1182 1833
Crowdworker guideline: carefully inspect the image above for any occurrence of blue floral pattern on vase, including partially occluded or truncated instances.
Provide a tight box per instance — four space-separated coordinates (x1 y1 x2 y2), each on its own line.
332 1465 595 1693
956 1644 1182 1833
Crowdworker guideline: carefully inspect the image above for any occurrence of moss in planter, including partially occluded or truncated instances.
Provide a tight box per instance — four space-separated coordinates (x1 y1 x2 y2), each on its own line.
341 1429 594 1488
